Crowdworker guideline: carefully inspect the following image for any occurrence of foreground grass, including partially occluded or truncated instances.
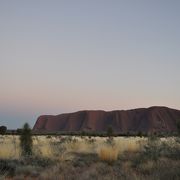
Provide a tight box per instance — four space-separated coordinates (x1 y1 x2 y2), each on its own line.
0 135 142 159
0 135 180 179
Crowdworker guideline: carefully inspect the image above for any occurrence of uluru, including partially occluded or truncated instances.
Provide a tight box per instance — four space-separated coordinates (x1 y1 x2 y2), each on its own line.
33 106 180 134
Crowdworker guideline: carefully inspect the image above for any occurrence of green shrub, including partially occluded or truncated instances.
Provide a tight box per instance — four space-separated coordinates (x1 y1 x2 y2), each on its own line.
142 135 162 161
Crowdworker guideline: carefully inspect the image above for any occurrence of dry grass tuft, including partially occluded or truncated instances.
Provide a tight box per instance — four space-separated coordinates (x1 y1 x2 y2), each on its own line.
98 146 118 164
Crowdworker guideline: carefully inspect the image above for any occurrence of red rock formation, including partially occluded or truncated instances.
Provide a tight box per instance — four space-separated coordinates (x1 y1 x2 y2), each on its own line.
33 106 180 133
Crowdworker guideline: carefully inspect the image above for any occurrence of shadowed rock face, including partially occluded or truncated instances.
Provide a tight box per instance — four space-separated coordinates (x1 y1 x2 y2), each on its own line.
33 106 180 133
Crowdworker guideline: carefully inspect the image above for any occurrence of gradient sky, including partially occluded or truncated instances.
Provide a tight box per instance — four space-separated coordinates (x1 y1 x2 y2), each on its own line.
0 0 180 129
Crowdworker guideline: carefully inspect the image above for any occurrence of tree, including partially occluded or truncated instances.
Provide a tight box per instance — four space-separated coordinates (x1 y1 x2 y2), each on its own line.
177 121 180 135
137 131 143 137
0 126 7 135
20 123 33 156
81 130 86 136
107 125 113 137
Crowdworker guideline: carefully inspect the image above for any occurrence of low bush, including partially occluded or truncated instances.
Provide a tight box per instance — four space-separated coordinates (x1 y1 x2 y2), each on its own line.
105 137 115 146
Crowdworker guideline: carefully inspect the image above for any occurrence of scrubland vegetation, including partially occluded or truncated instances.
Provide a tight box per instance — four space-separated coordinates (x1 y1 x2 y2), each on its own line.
0 134 180 179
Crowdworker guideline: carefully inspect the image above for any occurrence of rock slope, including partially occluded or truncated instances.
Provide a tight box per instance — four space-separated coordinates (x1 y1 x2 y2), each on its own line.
33 106 180 133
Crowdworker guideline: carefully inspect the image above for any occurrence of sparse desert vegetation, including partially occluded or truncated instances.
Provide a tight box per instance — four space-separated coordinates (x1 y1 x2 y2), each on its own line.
0 133 180 179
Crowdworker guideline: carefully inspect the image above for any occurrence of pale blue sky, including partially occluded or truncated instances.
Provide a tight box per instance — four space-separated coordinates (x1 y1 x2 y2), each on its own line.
0 0 180 128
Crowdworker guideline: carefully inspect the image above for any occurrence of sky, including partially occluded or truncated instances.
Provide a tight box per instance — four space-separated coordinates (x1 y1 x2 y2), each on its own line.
0 0 180 129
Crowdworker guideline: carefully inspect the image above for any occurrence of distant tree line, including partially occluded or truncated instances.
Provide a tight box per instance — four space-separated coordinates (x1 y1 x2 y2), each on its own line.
2 119 180 137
